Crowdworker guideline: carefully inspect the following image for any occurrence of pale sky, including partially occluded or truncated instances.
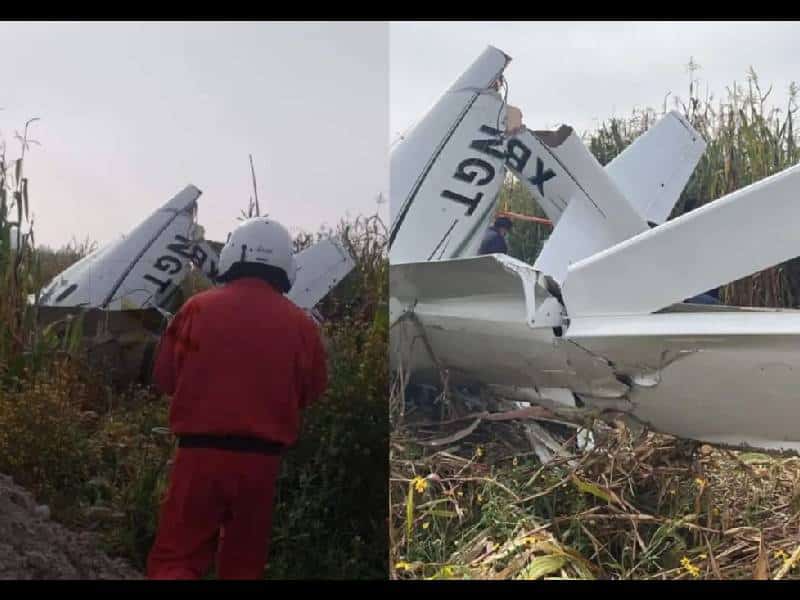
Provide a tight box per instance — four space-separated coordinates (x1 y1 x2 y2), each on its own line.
0 21 388 248
391 21 800 141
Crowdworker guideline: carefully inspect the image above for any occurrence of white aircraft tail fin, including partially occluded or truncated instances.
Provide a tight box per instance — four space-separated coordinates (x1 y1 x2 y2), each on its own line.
562 163 800 317
38 185 202 310
390 45 511 264
605 110 706 225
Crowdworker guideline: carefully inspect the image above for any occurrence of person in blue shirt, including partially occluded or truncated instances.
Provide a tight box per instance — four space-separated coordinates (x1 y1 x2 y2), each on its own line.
478 216 513 255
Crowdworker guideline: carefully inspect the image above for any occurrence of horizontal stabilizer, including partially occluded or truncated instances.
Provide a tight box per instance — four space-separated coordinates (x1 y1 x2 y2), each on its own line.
562 163 800 317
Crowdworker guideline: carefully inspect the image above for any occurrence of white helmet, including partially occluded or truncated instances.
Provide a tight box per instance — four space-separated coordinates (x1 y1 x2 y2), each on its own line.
217 217 297 291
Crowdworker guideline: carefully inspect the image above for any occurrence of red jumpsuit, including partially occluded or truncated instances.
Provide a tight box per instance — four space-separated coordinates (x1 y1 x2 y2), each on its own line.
146 277 328 580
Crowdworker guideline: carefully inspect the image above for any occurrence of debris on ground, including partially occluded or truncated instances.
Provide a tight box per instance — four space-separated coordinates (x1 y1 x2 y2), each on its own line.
0 473 142 580
390 383 800 580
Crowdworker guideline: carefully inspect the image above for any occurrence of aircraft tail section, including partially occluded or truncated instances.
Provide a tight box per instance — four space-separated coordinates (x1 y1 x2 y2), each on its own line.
525 127 649 284
390 45 512 264
38 185 202 310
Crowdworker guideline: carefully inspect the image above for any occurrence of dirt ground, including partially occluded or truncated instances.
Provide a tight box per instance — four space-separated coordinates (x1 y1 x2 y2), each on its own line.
0 473 142 580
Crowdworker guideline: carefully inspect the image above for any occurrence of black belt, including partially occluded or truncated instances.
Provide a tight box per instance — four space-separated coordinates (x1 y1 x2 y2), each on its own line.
177 434 285 456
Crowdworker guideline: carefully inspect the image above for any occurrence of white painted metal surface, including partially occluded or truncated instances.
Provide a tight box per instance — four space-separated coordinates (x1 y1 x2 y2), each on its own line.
391 256 800 453
562 162 800 317
289 238 356 310
389 46 511 264
605 110 706 225
38 185 201 310
567 310 800 453
390 254 626 398
505 111 704 228
528 127 649 284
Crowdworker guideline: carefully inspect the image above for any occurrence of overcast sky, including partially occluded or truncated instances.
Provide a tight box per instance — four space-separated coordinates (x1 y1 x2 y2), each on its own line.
391 21 800 140
0 21 388 248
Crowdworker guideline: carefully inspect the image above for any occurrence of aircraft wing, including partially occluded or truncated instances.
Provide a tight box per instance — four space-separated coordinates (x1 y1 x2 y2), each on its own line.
566 308 800 453
38 185 203 310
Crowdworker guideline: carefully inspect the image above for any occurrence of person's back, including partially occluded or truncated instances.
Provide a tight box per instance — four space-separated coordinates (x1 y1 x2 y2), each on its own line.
147 217 327 580
155 277 326 448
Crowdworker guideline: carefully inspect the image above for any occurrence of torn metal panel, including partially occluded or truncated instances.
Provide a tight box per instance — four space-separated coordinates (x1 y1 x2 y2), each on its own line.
562 162 800 318
389 46 511 264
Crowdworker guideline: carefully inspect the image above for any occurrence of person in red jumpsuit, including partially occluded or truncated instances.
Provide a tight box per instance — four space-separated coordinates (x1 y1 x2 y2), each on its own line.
146 217 328 580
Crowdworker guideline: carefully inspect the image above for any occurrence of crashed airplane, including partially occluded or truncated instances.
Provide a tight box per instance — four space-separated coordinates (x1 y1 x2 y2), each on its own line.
34 184 356 383
390 45 800 455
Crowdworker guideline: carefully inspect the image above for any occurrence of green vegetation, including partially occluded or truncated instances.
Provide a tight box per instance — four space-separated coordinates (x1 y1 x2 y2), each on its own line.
0 120 388 579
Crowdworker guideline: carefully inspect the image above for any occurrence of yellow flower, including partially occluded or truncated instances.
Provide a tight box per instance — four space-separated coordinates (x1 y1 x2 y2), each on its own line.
395 561 412 571
475 446 484 458
775 549 789 560
412 476 428 494
694 477 706 489
422 522 430 530
680 556 701 578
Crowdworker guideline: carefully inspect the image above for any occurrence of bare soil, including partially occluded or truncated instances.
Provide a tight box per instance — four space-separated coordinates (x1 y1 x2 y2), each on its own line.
0 473 142 580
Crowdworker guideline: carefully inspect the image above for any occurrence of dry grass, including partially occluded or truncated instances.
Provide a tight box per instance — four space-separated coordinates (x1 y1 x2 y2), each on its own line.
390 385 800 580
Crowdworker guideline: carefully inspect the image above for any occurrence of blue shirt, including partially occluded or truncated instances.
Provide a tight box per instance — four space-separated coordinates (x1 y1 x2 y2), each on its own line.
478 227 508 255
